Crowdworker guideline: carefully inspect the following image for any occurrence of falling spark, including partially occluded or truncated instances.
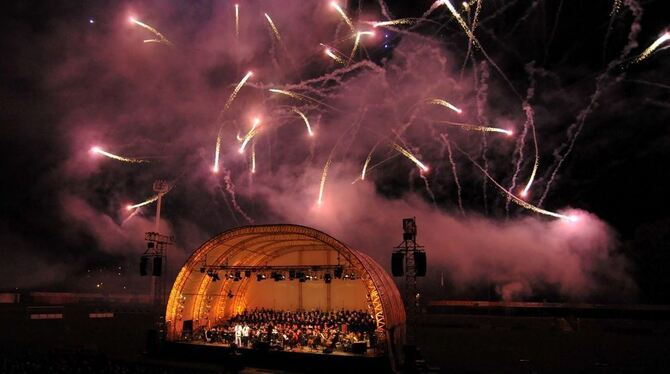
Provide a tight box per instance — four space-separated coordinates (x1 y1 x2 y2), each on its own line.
429 98 463 114
269 88 338 111
129 17 173 46
434 120 513 135
239 118 261 153
441 0 476 42
251 141 256 173
361 143 379 180
325 48 346 64
317 158 332 205
90 146 148 163
635 32 670 63
610 0 622 16
521 121 540 197
213 132 222 173
235 4 240 39
126 195 159 210
224 71 253 111
292 108 314 136
371 19 418 28
349 31 375 63
457 145 574 221
392 143 429 172
264 13 282 42
330 2 355 32
269 88 302 101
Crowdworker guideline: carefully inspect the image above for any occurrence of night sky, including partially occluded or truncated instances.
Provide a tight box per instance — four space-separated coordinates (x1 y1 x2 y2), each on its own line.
1 0 669 303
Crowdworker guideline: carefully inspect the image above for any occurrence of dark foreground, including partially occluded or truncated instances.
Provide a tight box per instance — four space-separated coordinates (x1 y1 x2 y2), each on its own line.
2 295 670 373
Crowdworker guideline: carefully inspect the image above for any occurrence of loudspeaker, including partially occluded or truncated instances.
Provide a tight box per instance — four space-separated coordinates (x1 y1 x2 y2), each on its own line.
152 256 163 276
414 252 426 277
140 256 148 276
392 252 404 276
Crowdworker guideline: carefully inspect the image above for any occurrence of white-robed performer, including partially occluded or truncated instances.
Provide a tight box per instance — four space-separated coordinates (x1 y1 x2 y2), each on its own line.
234 323 243 346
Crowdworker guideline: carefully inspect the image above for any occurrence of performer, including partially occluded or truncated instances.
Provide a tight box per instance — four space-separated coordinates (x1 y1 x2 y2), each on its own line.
242 323 250 347
234 323 242 346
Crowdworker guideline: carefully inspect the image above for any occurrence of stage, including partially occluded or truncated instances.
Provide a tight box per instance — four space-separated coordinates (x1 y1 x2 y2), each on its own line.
162 340 390 373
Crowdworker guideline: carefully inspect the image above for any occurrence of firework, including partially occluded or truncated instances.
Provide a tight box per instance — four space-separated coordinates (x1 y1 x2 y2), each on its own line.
330 2 355 32
434 120 513 135
251 141 256 173
223 71 253 111
213 132 222 173
393 143 429 172
235 4 240 39
457 145 575 221
371 19 418 28
429 98 463 114
360 143 379 180
349 31 375 63
635 32 670 63
239 118 261 153
129 17 173 46
126 195 159 210
90 146 148 163
269 88 337 111
264 13 282 42
325 48 346 64
520 124 540 197
317 158 331 205
292 108 314 136
610 0 622 16
269 88 302 101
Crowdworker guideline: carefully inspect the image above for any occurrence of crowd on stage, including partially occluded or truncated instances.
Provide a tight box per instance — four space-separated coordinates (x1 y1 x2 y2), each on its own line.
195 309 378 353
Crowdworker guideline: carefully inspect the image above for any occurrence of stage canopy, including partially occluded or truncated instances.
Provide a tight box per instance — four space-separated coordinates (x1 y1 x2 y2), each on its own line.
165 224 405 346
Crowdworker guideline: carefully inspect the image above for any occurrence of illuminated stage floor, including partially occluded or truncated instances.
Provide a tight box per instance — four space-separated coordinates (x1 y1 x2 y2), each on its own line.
181 340 378 357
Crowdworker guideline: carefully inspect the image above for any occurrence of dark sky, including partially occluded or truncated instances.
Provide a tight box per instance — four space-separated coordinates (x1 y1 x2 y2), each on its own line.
1 0 669 302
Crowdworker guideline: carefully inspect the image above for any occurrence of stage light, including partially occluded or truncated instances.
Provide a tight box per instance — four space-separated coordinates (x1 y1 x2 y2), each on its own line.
288 270 296 280
234 271 241 281
334 266 343 279
244 270 252 278
324 273 332 284
256 273 266 281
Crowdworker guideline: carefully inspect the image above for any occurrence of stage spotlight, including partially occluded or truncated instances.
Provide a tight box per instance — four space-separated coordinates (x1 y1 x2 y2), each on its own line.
234 271 241 281
245 270 252 278
324 273 332 284
257 273 266 281
297 272 306 283
334 266 343 279
288 270 296 280
211 273 220 282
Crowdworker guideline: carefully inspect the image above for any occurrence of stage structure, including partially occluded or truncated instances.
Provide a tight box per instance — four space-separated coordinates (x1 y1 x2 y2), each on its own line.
165 224 405 356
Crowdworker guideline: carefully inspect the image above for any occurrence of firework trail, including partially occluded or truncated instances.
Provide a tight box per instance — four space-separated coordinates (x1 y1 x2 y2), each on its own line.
330 2 356 33
264 13 282 42
126 195 159 210
539 0 643 207
371 19 418 28
462 0 481 69
90 146 149 163
392 143 429 172
474 60 491 214
634 32 670 63
239 118 261 153
440 134 464 215
269 88 341 112
361 142 380 181
611 0 623 16
221 167 254 224
121 207 142 225
508 63 538 214
349 31 374 63
325 48 346 64
223 71 253 111
454 145 575 221
292 108 314 136
429 98 463 114
129 17 173 46
434 120 513 135
235 4 240 39
317 158 331 205
213 129 222 173
251 141 256 174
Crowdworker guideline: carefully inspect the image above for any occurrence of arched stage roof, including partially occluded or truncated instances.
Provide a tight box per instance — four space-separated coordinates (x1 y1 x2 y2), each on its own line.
165 224 405 348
